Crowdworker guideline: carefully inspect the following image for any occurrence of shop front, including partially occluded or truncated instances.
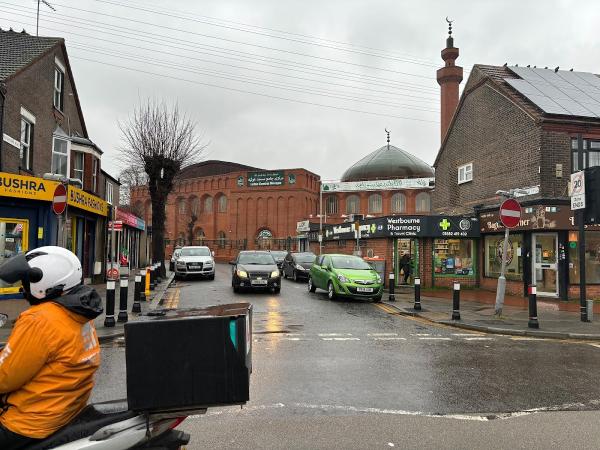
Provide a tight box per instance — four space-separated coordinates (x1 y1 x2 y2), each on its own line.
479 204 600 299
115 208 146 270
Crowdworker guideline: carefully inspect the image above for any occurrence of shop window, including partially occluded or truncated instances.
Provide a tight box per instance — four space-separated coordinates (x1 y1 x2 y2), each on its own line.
458 163 473 184
20 117 33 171
0 219 29 294
92 158 98 192
51 137 69 177
415 192 431 213
218 231 227 248
326 196 338 215
484 234 524 280
571 138 600 172
53 65 64 111
204 196 213 213
433 239 474 276
346 195 360 214
218 195 227 213
368 194 382 214
569 231 600 284
391 193 406 213
73 152 84 183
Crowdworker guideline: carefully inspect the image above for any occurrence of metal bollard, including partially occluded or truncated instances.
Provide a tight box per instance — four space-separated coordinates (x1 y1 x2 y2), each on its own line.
117 278 128 323
452 282 461 320
414 277 422 310
132 274 142 313
587 299 594 322
155 263 162 283
145 267 151 298
528 285 539 329
150 265 156 290
140 271 146 301
388 272 395 302
104 281 116 327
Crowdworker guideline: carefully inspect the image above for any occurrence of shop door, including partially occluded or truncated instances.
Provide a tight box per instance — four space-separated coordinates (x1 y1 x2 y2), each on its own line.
532 233 559 297
395 239 418 284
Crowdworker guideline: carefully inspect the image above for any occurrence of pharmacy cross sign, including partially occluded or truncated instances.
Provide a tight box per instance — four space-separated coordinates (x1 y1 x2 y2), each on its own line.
439 218 451 231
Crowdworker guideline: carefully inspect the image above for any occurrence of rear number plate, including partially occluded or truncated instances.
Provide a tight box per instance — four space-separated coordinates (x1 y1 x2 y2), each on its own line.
356 287 373 293
251 279 267 285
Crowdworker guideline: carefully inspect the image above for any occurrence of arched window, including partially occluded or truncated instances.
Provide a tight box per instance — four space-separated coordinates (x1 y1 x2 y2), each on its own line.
218 195 227 213
196 228 205 244
218 231 227 248
178 198 186 215
189 196 199 216
415 192 431 213
204 196 213 213
256 229 273 250
326 196 338 215
368 194 382 214
391 193 406 213
346 195 360 214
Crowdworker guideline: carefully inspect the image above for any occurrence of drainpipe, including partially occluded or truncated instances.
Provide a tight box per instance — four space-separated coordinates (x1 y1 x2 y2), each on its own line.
0 82 6 172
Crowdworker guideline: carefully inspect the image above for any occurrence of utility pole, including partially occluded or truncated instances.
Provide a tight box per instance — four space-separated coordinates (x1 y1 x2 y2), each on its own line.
577 134 588 322
319 182 323 255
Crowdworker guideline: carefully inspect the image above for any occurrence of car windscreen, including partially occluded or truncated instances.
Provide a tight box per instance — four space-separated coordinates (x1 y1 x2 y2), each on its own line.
270 251 287 259
238 253 276 265
295 254 316 263
330 256 372 270
180 248 211 257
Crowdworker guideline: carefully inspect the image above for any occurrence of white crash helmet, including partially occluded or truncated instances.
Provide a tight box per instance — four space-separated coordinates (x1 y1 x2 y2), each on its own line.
0 246 82 301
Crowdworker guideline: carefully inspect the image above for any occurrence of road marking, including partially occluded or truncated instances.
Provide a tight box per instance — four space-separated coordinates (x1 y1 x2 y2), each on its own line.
452 333 483 336
412 333 431 336
373 337 407 341
368 333 398 336
318 333 353 336
418 337 451 341
464 337 494 341
321 338 360 341
589 343 600 349
280 338 312 341
510 337 542 341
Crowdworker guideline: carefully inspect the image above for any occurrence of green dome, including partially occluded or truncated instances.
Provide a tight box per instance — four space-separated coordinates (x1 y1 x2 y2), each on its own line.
341 145 434 182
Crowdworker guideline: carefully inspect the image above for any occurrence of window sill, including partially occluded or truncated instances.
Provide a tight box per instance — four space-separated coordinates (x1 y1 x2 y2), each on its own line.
457 179 473 185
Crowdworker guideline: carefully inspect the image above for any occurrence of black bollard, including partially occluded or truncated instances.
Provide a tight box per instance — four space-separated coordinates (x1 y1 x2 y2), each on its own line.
414 277 422 310
452 282 461 320
388 272 396 302
528 285 539 329
140 271 146 301
104 280 116 327
155 263 162 284
117 278 129 323
132 274 142 313
150 264 156 290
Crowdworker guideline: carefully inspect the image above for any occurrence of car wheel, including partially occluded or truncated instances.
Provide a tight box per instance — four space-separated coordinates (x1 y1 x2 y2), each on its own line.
233 284 240 293
308 277 316 293
373 295 382 303
208 274 215 280
327 281 336 300
293 270 298 282
272 287 281 294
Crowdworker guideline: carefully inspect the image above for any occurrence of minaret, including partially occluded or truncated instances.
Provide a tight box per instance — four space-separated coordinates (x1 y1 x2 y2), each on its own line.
436 18 463 142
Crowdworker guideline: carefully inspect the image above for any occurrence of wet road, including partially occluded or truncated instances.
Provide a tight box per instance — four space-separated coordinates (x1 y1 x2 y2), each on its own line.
93 263 600 448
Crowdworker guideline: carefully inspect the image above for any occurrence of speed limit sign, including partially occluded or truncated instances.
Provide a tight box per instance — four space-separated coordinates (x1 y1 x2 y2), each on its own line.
571 171 586 210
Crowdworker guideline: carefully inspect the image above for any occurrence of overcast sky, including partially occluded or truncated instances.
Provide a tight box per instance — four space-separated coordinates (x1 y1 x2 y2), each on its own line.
2 0 600 181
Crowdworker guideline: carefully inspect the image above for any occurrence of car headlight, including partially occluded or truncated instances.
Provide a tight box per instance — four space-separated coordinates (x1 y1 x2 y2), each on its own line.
295 264 305 271
271 270 280 278
376 274 381 283
337 274 348 283
205 261 213 266
237 270 248 278
176 261 186 266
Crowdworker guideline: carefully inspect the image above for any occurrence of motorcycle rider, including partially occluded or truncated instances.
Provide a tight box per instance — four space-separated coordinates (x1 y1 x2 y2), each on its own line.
0 246 103 449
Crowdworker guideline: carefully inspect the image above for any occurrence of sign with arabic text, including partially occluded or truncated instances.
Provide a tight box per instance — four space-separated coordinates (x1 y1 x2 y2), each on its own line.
247 171 285 187
321 178 434 193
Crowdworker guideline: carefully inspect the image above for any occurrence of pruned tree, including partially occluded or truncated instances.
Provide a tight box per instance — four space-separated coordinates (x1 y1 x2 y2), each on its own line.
118 166 147 207
119 100 206 276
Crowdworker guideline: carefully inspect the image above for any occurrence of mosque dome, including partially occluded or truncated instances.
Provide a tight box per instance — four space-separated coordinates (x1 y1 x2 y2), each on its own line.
340 144 434 182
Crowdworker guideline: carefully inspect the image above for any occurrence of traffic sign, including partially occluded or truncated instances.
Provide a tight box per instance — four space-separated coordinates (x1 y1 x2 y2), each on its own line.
570 171 586 210
107 267 119 280
52 184 67 215
499 198 521 228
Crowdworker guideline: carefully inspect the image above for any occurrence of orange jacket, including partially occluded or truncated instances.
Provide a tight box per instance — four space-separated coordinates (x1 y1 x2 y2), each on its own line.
0 301 100 438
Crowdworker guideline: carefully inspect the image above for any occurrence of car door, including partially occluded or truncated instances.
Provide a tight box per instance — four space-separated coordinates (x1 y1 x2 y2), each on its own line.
311 255 324 288
316 256 330 289
284 254 292 277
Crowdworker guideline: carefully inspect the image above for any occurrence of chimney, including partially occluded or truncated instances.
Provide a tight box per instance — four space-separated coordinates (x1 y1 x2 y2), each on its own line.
436 19 463 142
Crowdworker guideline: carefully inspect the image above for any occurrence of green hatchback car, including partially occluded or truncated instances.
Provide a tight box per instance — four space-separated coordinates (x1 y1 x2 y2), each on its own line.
308 254 383 302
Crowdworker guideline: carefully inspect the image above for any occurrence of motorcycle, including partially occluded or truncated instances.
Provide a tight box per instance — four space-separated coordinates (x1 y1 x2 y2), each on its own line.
0 313 198 449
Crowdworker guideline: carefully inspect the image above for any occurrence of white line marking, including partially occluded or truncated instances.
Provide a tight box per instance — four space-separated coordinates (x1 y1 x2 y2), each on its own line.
368 333 398 336
464 337 494 341
318 333 352 336
589 343 600 349
373 337 407 341
419 337 451 341
412 333 431 336
510 337 541 341
321 337 360 341
452 333 483 336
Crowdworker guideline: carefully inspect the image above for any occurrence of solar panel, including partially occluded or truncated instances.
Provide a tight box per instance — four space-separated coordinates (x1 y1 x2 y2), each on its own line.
506 66 600 118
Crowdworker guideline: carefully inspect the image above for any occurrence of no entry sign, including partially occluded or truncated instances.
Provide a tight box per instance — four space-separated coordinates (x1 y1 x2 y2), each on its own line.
499 198 521 228
52 184 67 215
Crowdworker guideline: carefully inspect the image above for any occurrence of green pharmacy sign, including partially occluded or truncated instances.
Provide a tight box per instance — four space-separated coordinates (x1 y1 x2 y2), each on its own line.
247 171 285 187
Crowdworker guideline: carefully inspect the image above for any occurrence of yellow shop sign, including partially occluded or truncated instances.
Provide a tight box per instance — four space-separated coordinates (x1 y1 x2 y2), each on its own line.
0 172 56 201
68 186 108 216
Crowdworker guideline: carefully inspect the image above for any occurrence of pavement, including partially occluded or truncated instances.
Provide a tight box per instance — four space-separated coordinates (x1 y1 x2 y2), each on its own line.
0 270 174 344
383 288 600 340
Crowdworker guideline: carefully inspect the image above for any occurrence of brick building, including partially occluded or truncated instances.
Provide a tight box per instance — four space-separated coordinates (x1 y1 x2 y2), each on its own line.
0 29 113 291
432 36 600 299
130 160 320 261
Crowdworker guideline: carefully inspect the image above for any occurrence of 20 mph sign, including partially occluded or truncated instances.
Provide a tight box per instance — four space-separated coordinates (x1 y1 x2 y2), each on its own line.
570 171 586 210
499 198 521 229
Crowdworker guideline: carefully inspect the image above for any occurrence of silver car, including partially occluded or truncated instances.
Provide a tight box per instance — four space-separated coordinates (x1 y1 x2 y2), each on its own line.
174 246 215 280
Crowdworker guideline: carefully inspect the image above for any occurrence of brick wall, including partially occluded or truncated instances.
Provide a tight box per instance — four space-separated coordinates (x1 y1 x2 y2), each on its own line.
539 130 571 199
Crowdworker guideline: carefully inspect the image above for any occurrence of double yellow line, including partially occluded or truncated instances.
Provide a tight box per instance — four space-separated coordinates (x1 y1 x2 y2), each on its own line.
163 288 181 309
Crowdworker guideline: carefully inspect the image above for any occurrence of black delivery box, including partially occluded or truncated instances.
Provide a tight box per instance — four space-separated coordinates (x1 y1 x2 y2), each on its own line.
124 303 252 412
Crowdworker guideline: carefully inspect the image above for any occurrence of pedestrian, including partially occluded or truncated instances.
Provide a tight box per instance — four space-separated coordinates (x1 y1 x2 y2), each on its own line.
400 252 411 284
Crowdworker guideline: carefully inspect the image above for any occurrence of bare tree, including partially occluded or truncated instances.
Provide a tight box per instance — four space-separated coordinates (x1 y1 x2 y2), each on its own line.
119 100 206 275
118 166 147 207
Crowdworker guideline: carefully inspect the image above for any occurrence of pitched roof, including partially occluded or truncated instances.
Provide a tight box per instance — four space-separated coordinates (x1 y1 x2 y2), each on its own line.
0 28 62 81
